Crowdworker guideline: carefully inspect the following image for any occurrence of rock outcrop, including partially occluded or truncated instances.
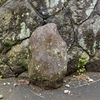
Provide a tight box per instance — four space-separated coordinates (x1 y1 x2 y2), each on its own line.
0 0 100 79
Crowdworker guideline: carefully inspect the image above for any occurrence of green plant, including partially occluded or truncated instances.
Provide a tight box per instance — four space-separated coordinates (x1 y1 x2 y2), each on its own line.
6 40 15 46
77 58 87 75
0 75 2 80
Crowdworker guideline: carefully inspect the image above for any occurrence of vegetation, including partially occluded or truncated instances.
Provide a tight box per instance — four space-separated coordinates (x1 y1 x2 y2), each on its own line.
77 58 87 75
0 75 2 80
6 40 15 46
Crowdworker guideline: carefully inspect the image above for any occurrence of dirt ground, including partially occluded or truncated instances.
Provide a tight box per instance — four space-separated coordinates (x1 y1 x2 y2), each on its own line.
0 72 100 100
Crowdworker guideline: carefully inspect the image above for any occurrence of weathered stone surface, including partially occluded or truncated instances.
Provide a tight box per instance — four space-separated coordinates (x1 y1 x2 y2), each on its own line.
95 0 100 15
0 0 43 54
67 46 89 75
0 0 8 7
68 0 97 24
18 71 28 78
0 59 15 78
86 49 100 72
6 39 29 75
46 10 74 50
30 0 67 17
0 42 3 53
28 23 67 89
78 15 100 56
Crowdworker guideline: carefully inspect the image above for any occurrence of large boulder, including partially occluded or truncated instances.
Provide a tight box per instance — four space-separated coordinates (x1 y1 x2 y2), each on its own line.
28 23 67 89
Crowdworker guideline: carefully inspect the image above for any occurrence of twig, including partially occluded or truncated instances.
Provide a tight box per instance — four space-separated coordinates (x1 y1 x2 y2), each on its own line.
27 88 45 98
73 78 100 88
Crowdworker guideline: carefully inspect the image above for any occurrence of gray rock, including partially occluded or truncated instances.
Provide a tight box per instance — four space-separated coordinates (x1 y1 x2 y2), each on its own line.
67 46 89 75
0 0 43 54
28 23 68 89
0 0 8 7
86 49 100 72
95 0 100 15
30 0 67 17
0 60 15 78
68 0 97 24
46 10 74 50
6 39 29 74
18 71 28 78
78 15 100 56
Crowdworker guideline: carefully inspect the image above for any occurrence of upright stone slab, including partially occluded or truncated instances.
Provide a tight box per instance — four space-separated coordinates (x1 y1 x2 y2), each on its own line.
28 23 67 89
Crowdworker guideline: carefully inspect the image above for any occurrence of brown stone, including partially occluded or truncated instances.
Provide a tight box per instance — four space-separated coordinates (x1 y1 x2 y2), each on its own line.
28 23 67 89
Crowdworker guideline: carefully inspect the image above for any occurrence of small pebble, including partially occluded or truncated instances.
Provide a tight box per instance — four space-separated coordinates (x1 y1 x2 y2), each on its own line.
7 82 11 85
86 76 90 80
13 83 17 87
0 94 3 99
3 83 6 86
89 79 94 82
65 84 70 88
26 81 29 85
39 93 41 96
64 90 71 94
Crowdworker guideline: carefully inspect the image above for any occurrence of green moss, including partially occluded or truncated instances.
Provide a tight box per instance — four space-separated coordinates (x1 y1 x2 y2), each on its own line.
6 40 15 46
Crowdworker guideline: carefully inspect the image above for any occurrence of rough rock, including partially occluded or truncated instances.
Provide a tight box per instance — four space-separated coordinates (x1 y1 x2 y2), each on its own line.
0 59 15 78
86 49 100 72
6 39 29 75
0 0 8 7
30 0 67 17
28 23 67 89
0 0 43 54
18 71 28 78
67 46 89 75
68 0 97 24
95 0 100 15
78 15 100 56
46 10 74 50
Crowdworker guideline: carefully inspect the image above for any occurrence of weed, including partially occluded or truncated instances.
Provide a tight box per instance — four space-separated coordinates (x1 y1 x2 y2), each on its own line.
77 58 87 75
0 75 2 80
